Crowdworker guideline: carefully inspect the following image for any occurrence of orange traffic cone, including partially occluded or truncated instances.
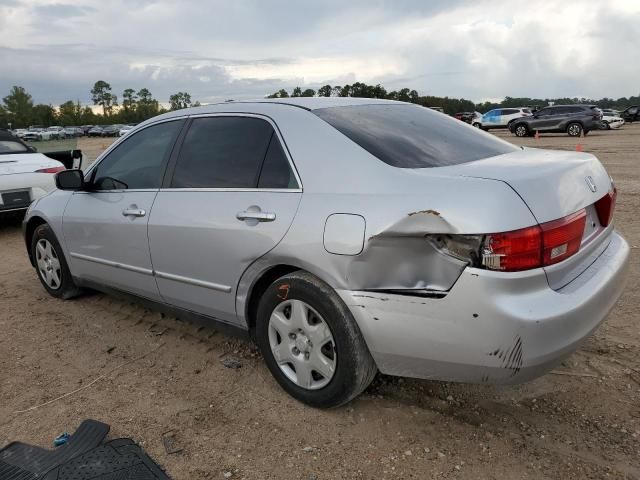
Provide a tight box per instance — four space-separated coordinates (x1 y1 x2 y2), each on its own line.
534 130 540 140
576 143 583 152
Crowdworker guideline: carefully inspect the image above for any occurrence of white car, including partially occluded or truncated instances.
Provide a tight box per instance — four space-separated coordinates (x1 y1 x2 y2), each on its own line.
0 132 65 214
119 125 135 136
473 107 532 130
601 110 624 130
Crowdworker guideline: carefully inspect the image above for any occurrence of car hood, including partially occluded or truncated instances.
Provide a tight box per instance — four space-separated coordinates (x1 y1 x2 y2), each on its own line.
0 153 64 175
437 147 611 224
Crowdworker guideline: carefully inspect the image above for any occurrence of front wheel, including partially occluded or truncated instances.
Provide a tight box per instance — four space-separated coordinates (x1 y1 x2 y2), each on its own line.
567 122 583 137
31 224 82 299
256 271 377 408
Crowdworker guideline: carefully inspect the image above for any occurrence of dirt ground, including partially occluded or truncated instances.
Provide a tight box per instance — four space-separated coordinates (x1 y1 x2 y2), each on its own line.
1 125 638 480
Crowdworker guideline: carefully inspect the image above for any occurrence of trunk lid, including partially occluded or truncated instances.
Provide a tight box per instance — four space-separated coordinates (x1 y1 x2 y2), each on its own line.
449 147 611 223
0 153 63 176
442 147 614 289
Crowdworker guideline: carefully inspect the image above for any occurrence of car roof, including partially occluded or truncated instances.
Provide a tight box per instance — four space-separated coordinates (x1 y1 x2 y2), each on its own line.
136 97 413 128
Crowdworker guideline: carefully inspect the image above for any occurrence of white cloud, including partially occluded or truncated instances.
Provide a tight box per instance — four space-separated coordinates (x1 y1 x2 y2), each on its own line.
0 0 639 105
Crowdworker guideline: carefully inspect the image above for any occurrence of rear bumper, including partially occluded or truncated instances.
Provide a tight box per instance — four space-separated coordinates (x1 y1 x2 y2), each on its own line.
338 231 630 384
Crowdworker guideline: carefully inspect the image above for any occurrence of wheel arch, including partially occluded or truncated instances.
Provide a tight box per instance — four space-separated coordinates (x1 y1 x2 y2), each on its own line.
243 264 301 337
24 215 48 266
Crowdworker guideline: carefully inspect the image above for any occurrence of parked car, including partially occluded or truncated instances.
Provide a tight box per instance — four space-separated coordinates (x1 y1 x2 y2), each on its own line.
0 130 67 215
600 110 625 130
81 125 94 135
47 126 67 140
620 105 640 123
473 107 532 130
87 126 104 137
119 125 135 137
454 112 475 123
63 127 80 138
101 125 120 137
23 128 53 141
14 129 28 139
509 105 602 137
24 98 629 407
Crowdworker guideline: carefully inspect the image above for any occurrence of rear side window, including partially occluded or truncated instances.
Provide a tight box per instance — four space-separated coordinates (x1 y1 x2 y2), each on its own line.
171 116 297 189
502 109 519 115
314 104 517 168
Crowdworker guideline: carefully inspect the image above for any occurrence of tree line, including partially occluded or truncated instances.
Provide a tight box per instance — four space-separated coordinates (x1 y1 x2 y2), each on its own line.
1 80 638 130
0 81 200 129
269 83 640 115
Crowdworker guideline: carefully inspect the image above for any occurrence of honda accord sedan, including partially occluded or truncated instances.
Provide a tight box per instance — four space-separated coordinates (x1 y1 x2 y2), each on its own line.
23 98 629 407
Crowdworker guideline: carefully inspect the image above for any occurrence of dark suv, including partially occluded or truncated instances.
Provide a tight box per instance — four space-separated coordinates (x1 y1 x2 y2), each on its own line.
508 105 601 137
620 106 639 123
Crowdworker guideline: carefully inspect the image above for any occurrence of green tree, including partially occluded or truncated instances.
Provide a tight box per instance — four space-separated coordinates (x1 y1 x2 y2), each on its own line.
169 91 192 110
91 80 117 116
301 88 315 97
267 89 290 98
57 100 85 126
318 85 332 97
121 88 137 116
291 86 302 97
3 85 34 128
136 88 160 121
32 104 56 127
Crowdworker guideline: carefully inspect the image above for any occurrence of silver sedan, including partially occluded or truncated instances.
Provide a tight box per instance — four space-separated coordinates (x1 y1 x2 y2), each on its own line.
23 98 630 407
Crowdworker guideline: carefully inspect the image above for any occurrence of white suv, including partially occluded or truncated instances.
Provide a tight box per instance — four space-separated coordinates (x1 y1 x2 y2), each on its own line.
473 107 532 130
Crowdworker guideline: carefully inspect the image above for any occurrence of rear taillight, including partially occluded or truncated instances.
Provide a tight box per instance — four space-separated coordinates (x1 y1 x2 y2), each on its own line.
594 187 617 227
482 209 586 271
36 166 65 174
540 210 586 266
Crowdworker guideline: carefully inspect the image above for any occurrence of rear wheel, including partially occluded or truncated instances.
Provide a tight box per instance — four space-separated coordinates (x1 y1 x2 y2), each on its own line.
472 122 481 128
514 123 529 137
567 122 583 137
256 271 377 408
31 224 82 299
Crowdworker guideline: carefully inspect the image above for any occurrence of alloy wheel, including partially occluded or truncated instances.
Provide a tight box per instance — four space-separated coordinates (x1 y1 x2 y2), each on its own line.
35 239 62 290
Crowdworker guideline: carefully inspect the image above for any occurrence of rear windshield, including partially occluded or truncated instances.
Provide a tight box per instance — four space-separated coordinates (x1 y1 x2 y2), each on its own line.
314 104 517 168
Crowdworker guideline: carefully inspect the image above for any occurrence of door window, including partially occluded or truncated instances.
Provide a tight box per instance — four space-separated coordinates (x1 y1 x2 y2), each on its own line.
91 120 183 190
171 116 297 189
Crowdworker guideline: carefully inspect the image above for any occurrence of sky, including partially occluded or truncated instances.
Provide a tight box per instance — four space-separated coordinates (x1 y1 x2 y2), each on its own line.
0 0 639 106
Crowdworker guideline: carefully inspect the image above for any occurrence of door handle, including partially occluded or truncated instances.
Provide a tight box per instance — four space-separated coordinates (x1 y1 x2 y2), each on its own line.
122 207 146 217
236 211 276 222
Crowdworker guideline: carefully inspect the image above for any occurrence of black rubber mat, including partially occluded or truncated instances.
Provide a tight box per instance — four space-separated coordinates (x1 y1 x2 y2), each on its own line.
0 421 170 480
0 420 109 479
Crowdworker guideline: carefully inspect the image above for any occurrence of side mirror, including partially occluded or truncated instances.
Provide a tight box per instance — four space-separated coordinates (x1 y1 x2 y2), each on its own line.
28 146 37 152
55 169 85 191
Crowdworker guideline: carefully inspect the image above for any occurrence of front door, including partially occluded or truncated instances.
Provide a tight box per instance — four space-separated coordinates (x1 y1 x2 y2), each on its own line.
148 115 302 325
63 119 185 300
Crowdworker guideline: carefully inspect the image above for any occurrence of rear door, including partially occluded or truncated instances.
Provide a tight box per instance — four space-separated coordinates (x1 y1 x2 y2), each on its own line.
63 119 185 300
148 114 302 324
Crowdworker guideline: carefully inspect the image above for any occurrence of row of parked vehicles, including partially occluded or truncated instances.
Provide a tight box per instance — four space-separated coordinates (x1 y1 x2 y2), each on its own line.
10 124 137 141
453 105 639 137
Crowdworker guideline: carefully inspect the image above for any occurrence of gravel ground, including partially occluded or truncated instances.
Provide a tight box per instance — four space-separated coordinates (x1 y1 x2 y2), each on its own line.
1 126 638 479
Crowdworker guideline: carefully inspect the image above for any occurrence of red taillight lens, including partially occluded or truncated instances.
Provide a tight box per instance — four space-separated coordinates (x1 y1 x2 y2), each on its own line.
35 166 65 174
541 210 586 266
594 187 617 227
483 210 587 271
483 226 542 271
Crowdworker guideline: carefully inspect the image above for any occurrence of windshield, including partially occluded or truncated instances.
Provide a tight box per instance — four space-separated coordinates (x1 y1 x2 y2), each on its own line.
0 139 29 154
314 104 518 168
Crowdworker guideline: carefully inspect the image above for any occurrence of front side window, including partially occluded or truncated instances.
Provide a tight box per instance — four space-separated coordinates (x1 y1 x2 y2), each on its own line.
91 120 183 190
314 104 517 168
171 116 298 189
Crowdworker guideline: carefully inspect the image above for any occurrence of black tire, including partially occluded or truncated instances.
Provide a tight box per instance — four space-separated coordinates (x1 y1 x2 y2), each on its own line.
472 122 481 128
31 223 82 299
513 123 529 137
567 122 583 137
256 271 377 408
